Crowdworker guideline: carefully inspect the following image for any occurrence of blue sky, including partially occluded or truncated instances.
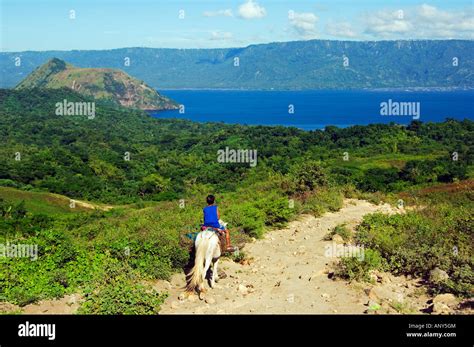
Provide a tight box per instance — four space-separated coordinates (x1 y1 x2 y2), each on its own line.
1 0 473 51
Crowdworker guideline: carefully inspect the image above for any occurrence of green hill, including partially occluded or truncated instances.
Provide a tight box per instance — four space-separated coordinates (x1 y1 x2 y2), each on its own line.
15 58 178 110
0 187 110 215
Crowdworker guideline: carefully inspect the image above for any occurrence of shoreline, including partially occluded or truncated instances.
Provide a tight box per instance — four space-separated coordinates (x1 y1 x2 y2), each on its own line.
158 87 474 92
146 113 473 132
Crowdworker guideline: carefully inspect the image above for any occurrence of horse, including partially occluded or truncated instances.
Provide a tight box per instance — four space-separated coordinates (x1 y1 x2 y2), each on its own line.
186 220 227 297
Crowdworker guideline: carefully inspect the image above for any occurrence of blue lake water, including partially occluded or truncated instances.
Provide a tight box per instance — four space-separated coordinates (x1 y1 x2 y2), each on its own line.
150 90 474 130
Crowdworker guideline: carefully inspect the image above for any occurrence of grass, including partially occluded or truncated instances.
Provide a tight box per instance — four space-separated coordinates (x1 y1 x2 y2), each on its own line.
327 152 444 171
0 187 91 215
390 301 415 314
324 223 352 242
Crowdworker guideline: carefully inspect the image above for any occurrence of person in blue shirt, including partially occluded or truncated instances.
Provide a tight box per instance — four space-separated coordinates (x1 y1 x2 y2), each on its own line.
203 194 235 252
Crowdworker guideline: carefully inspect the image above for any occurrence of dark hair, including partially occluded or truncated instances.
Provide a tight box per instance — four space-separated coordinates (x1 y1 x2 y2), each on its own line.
206 194 215 205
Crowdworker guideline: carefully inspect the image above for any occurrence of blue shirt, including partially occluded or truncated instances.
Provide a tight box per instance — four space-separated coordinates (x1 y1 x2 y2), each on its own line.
203 205 220 228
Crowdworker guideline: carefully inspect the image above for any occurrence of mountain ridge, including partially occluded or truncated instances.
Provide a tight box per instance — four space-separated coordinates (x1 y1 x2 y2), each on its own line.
1 39 473 90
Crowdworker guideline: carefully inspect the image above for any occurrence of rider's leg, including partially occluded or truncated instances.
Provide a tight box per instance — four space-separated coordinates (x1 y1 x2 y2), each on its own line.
225 229 235 252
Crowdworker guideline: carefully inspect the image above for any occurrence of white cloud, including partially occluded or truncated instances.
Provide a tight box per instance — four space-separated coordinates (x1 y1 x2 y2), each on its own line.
210 31 233 41
203 9 233 18
418 4 438 19
325 21 357 38
288 10 318 38
364 4 474 39
238 0 266 19
415 4 474 38
364 9 413 37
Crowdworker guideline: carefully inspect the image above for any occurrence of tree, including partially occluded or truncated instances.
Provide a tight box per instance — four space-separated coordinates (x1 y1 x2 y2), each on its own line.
289 160 328 193
139 174 170 196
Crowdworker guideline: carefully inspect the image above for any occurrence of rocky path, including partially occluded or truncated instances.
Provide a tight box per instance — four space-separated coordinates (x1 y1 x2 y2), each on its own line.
158 199 432 314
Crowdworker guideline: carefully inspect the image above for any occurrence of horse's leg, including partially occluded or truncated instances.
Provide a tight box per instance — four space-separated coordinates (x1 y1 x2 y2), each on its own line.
211 240 221 288
197 252 212 299
211 258 219 287
203 251 213 283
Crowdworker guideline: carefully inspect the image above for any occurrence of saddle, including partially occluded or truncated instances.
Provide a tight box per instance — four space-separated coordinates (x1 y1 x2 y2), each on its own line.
216 231 227 254
201 226 228 253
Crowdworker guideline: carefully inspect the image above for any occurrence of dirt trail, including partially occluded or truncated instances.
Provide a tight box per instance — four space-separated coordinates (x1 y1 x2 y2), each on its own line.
158 199 423 314
64 197 114 211
4 199 439 315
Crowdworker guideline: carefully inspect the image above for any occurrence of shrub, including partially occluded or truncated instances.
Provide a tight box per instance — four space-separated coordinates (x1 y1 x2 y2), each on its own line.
0 179 19 188
357 167 400 192
255 195 294 227
356 213 409 261
101 234 189 280
226 202 265 238
288 160 328 193
336 249 384 282
231 250 247 263
0 228 82 306
355 206 474 296
325 224 352 242
78 260 166 315
340 184 359 199
432 263 474 297
302 188 344 217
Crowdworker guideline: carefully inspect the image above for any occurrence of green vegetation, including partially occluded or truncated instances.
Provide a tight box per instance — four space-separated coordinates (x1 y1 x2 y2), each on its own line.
325 224 352 242
336 249 385 282
337 182 473 296
0 88 472 313
0 187 93 215
1 89 471 204
78 260 167 315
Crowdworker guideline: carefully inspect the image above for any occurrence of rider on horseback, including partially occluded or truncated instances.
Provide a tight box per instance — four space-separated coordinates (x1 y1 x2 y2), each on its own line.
203 194 235 253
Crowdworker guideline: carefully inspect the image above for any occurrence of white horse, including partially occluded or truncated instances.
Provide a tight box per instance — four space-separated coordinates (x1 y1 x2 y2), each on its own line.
186 220 226 296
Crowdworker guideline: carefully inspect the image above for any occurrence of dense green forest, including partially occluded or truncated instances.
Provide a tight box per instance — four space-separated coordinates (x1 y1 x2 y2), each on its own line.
1 88 472 203
0 88 472 313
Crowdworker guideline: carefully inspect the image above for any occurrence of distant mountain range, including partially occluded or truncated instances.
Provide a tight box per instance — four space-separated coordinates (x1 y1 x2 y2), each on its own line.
1 40 473 90
15 58 177 110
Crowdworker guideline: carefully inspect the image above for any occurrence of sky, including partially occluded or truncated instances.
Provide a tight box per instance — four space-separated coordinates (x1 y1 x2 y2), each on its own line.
1 0 473 52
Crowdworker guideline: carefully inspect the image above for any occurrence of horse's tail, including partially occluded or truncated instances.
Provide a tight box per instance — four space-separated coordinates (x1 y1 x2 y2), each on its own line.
186 233 210 292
